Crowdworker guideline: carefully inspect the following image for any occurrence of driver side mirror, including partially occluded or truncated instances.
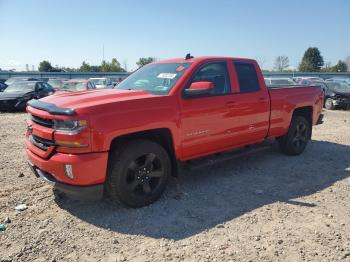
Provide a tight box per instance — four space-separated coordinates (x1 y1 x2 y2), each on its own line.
183 81 214 98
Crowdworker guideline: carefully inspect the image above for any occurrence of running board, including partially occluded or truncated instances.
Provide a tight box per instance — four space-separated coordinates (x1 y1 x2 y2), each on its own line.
181 140 274 171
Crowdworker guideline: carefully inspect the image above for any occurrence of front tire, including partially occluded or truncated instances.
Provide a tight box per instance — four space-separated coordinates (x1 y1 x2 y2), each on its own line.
278 116 311 155
106 139 171 207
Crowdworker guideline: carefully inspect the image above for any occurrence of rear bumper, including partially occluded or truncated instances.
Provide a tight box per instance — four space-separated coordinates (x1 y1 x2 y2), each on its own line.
28 161 104 200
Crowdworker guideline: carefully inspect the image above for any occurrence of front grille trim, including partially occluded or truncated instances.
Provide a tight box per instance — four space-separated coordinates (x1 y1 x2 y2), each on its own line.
30 134 54 151
31 114 53 128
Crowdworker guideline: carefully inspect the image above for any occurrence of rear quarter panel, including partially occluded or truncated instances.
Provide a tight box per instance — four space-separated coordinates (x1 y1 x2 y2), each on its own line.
268 86 324 138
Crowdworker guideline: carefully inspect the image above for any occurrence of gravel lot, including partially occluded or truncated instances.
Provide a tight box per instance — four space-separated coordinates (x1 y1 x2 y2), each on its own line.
1 110 350 262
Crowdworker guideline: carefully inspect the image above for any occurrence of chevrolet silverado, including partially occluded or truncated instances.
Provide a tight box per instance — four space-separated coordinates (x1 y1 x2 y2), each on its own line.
26 56 324 207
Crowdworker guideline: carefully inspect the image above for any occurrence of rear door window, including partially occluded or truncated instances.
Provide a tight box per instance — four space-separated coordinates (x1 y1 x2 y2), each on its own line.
234 62 260 93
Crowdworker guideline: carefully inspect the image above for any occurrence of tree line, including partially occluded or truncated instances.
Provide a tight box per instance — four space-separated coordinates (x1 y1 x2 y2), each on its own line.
38 49 350 73
38 57 156 72
272 47 349 72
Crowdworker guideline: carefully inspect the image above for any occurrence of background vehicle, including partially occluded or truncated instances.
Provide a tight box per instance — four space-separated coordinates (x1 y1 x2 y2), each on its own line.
309 81 328 93
5 77 41 86
89 77 114 89
110 77 124 87
297 77 324 85
0 81 54 111
293 77 323 84
26 56 324 207
59 79 96 91
325 78 350 85
47 78 66 90
320 82 350 110
264 77 296 86
0 82 7 92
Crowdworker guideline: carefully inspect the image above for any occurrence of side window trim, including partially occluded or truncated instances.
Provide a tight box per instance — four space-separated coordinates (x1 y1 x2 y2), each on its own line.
183 60 232 97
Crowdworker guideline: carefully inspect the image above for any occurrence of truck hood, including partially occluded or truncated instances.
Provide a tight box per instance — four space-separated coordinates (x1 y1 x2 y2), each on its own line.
39 89 154 111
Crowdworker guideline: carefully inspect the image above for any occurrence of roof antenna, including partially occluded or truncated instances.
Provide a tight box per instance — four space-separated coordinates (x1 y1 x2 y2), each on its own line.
185 53 193 60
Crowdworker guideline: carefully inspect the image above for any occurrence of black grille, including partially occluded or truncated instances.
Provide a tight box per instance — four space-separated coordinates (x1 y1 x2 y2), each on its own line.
31 114 54 128
30 134 54 151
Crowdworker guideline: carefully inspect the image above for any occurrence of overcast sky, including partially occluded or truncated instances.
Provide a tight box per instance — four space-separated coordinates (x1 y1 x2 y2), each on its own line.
0 0 349 71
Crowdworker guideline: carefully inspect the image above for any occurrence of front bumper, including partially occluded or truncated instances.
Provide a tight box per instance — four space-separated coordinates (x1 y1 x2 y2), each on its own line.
331 97 350 107
28 161 104 200
26 148 108 200
0 99 17 111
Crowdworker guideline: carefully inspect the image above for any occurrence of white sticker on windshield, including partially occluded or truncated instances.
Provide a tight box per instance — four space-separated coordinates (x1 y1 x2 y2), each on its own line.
157 73 177 79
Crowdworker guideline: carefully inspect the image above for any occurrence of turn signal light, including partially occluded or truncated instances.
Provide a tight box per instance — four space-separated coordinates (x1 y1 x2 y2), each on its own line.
55 140 88 148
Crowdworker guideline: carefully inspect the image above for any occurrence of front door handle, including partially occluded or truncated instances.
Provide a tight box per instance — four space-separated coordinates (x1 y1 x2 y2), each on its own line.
259 97 267 103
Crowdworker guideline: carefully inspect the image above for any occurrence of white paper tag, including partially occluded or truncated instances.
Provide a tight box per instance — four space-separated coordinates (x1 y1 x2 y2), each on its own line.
157 73 177 79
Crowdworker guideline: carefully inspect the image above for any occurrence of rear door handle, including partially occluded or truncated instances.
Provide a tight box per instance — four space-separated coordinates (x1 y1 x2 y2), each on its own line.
259 97 267 103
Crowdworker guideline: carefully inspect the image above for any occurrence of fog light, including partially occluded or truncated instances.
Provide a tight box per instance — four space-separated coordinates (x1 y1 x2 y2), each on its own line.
64 164 74 179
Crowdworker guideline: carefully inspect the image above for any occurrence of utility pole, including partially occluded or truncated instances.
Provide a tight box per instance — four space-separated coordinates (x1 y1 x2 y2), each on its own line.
102 44 105 62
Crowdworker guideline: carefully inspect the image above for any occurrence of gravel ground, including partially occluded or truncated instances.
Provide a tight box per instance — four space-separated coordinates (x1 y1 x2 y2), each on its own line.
0 109 350 262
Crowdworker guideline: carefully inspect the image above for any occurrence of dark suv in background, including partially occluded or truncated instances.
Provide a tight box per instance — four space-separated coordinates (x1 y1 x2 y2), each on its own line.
0 81 54 111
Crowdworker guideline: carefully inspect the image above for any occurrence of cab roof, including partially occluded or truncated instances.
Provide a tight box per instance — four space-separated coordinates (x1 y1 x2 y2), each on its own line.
154 56 257 64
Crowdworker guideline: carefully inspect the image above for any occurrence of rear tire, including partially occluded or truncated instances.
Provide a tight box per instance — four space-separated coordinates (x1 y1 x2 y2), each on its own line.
278 116 311 156
106 139 171 207
325 98 335 110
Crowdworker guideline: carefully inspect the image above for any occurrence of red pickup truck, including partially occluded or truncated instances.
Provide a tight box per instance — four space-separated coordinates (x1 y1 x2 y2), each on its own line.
26 56 324 207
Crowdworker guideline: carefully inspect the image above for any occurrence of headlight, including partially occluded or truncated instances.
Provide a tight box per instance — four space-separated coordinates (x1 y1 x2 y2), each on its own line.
53 119 87 133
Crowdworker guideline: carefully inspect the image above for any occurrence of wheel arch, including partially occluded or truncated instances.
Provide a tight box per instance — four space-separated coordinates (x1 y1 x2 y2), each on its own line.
292 106 313 138
109 128 179 176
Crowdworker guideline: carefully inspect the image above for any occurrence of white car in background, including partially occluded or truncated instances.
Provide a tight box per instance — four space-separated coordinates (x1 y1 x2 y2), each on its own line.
89 77 114 89
293 77 324 85
264 77 296 86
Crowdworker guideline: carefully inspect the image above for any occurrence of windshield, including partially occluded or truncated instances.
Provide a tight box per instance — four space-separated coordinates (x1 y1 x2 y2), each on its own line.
60 82 86 91
117 62 192 94
90 79 106 85
4 82 36 93
48 79 63 88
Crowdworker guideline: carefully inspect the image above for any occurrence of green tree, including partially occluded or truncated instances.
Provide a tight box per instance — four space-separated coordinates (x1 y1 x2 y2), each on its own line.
38 60 53 72
110 58 123 72
331 60 348 72
299 47 324 72
136 57 155 68
100 58 125 72
79 61 91 72
100 60 110 72
90 65 101 72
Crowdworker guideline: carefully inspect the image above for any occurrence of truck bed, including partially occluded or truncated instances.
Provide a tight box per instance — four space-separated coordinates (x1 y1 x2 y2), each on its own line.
267 85 324 138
